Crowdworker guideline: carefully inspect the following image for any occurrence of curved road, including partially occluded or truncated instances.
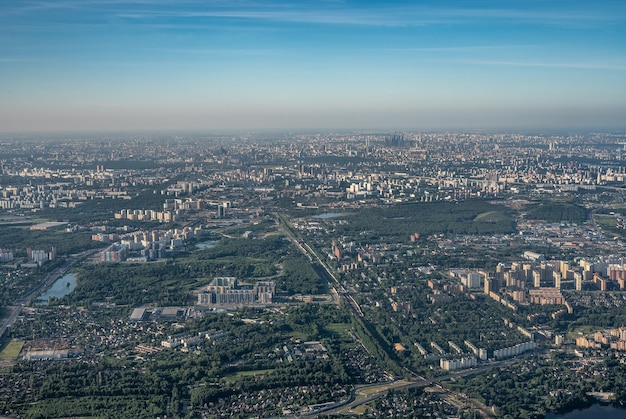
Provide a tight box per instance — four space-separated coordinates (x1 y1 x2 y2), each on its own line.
296 358 520 417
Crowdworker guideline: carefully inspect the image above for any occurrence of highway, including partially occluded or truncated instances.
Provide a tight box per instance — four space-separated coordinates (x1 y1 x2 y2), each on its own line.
299 358 521 417
274 213 519 418
275 213 364 316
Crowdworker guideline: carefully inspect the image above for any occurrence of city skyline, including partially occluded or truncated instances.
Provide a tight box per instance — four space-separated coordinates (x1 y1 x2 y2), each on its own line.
1 0 626 133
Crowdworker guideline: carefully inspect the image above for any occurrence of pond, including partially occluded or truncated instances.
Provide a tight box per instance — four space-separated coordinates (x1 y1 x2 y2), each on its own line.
37 273 77 304
195 241 217 250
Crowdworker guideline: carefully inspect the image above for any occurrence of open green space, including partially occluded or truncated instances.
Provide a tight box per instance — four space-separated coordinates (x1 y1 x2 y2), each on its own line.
5 304 355 418
223 368 275 381
63 235 325 306
222 219 279 236
351 404 369 414
324 322 352 337
0 339 24 361
21 395 165 419
566 325 606 340
445 354 614 417
526 200 588 223
0 225 103 257
335 200 515 240
595 214 626 239
474 210 509 222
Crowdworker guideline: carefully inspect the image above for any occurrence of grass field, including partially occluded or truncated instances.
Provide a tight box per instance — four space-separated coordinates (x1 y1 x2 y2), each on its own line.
335 380 412 415
351 404 369 414
474 211 509 222
358 380 410 396
0 339 25 361
223 368 275 381
567 325 605 340
595 214 626 239
324 323 351 336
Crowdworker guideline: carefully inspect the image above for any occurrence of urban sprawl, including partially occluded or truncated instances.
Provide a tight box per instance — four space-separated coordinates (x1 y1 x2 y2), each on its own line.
2 131 626 418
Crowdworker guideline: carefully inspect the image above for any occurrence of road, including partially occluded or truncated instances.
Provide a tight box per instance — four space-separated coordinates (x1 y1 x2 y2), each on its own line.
274 213 518 417
429 384 496 419
300 358 520 417
0 249 99 339
275 213 364 315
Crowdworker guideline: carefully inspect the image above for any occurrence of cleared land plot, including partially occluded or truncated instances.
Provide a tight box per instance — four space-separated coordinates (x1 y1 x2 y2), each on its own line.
0 339 25 361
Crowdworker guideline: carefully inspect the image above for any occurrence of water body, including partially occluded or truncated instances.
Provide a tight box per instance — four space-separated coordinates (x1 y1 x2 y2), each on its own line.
37 273 77 303
312 213 344 219
195 242 216 250
546 403 626 418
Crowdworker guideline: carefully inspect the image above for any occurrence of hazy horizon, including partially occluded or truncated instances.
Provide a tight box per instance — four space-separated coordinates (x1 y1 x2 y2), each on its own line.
1 0 625 133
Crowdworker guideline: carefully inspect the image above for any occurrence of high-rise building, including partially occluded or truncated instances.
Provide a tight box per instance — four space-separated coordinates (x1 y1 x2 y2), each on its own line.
484 278 492 294
575 272 583 291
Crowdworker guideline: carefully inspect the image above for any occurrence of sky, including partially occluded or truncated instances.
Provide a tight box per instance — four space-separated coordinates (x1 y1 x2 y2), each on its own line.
1 0 625 133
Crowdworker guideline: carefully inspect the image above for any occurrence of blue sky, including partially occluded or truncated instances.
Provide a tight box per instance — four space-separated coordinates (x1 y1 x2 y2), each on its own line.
1 0 625 132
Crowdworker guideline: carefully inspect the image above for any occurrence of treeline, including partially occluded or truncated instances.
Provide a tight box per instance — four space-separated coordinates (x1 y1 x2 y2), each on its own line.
190 360 349 408
278 256 326 295
285 303 351 336
30 188 174 224
54 234 330 306
0 268 51 307
447 355 593 418
191 305 352 406
567 304 626 330
65 261 198 306
196 236 286 260
19 395 166 419
526 201 588 223
9 360 171 418
336 200 515 240
62 237 292 306
359 291 534 374
594 359 626 403
0 227 102 257
6 306 356 418
193 236 326 295
181 237 287 279
351 315 405 378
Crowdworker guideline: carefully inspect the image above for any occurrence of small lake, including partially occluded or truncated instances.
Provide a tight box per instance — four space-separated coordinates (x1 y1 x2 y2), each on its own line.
312 213 344 219
195 242 217 250
37 273 77 303
546 403 626 418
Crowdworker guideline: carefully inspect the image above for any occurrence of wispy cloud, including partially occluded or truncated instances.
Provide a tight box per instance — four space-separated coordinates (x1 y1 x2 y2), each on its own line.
383 45 538 53
0 57 39 63
3 1 624 28
149 47 284 56
116 4 626 27
433 7 626 24
0 23 110 32
117 9 411 27
465 60 626 71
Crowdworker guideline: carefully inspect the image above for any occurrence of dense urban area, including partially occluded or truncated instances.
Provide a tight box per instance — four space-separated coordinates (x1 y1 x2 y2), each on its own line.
2 131 626 418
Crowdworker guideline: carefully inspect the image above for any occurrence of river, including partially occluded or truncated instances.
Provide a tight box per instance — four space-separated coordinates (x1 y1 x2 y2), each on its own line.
546 403 626 418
